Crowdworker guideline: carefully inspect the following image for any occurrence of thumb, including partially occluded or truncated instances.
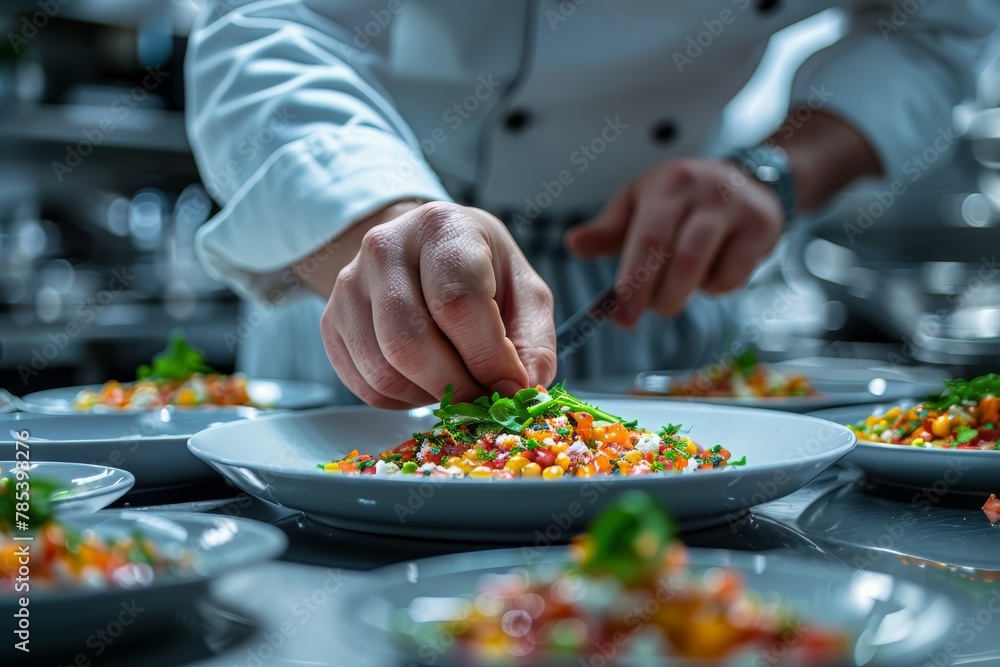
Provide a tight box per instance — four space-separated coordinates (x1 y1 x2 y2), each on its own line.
564 184 633 258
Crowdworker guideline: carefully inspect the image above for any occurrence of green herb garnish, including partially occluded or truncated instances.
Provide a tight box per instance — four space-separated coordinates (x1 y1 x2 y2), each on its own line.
576 491 676 587
432 382 635 438
927 374 1000 411
955 426 979 444
136 331 216 382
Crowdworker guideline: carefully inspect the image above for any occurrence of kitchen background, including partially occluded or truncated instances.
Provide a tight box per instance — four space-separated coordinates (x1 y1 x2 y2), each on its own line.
1 1 999 395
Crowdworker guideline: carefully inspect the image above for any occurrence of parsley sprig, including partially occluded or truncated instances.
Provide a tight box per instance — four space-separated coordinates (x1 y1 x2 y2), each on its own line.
432 381 636 437
926 374 1000 411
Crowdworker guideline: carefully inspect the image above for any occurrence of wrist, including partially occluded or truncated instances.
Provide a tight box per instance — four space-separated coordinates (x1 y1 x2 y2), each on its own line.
726 145 797 224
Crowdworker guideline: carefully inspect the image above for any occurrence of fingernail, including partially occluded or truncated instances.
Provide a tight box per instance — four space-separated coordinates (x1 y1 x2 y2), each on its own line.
491 380 523 397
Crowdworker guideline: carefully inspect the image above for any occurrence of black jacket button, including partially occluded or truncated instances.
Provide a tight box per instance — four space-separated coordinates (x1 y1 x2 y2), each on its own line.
651 120 679 145
504 109 531 132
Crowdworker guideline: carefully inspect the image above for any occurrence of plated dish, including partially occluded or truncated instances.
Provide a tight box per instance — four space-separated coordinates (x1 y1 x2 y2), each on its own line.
846 374 1000 451
320 384 744 480
16 333 334 414
0 510 286 660
351 493 959 666
574 356 949 412
811 374 1000 495
0 461 133 514
0 409 259 488
188 397 856 540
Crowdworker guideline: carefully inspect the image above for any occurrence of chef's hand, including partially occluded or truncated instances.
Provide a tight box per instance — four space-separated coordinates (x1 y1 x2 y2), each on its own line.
564 158 783 327
317 201 557 409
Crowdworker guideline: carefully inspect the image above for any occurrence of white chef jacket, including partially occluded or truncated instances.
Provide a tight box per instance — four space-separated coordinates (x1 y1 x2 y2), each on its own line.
185 0 998 394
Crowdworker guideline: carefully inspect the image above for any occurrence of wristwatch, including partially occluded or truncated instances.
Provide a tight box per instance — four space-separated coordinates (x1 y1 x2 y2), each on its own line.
726 145 797 224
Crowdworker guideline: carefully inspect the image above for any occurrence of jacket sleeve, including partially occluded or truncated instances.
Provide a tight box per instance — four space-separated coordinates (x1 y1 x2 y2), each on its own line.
789 0 999 183
185 0 452 301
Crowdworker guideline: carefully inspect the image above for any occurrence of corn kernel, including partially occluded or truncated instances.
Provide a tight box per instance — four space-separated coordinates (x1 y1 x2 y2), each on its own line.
555 452 571 470
884 407 901 420
178 389 197 406
911 438 925 446
550 442 569 454
504 455 531 473
463 448 479 462
469 466 493 479
931 415 951 438
521 462 542 477
542 465 565 480
323 462 340 473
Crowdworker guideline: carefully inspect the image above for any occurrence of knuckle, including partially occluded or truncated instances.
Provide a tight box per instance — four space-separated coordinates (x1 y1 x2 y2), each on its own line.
660 163 697 191
359 226 398 261
414 201 463 235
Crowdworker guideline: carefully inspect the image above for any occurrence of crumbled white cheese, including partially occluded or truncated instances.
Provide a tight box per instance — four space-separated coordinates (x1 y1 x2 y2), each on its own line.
565 441 590 458
417 462 437 474
634 433 662 454
496 434 522 450
542 437 556 448
374 460 400 477
549 416 569 430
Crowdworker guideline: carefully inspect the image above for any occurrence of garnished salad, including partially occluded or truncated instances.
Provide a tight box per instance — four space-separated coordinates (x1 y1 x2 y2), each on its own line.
848 374 1000 451
402 493 846 663
659 349 816 399
72 333 256 410
320 383 744 480
0 470 189 590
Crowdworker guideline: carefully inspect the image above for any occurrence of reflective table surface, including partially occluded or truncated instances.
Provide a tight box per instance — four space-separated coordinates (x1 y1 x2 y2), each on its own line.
47 466 1000 666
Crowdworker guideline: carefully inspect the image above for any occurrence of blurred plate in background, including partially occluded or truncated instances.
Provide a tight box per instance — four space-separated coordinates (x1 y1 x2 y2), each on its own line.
0 460 134 513
0 408 260 488
573 357 949 413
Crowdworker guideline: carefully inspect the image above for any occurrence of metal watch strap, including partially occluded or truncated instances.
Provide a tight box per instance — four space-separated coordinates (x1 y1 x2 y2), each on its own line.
726 145 797 224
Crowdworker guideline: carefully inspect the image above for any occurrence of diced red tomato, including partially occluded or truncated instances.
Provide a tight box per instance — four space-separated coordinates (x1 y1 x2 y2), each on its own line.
982 493 1000 526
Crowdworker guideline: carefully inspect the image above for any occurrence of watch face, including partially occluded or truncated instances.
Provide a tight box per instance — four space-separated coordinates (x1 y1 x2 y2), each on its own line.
755 164 780 184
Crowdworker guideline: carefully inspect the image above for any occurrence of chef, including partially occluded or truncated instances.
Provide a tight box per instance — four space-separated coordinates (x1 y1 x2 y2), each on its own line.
185 0 997 407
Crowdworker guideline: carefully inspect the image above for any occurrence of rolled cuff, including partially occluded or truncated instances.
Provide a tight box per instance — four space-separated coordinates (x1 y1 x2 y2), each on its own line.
195 127 452 302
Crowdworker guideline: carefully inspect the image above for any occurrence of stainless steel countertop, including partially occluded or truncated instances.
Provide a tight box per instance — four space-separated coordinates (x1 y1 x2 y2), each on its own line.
68 465 1000 667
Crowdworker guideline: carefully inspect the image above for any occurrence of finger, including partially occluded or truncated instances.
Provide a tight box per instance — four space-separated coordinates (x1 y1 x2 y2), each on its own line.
321 304 413 409
419 234 529 397
564 183 634 258
366 258 484 403
701 227 775 294
652 213 728 316
612 193 690 327
499 253 557 388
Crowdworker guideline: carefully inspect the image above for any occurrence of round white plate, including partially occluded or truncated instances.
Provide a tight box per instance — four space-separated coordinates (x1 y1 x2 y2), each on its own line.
574 357 948 413
16 378 335 414
0 461 134 513
810 402 1000 496
0 510 285 661
187 400 856 540
349 547 960 667
0 409 261 488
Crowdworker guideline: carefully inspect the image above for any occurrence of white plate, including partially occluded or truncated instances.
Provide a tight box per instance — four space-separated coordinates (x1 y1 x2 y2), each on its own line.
0 510 286 661
573 357 949 412
810 402 1000 496
350 547 960 667
187 400 856 540
16 378 335 414
0 409 261 488
0 461 134 513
